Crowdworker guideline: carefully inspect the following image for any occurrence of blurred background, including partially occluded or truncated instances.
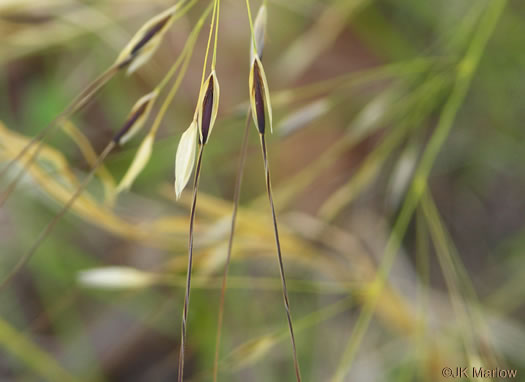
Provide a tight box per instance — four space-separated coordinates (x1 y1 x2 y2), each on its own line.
1 0 524 380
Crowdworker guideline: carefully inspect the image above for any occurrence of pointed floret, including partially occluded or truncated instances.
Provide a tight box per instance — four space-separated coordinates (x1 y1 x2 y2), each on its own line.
115 4 180 74
249 57 272 134
174 121 198 199
197 71 220 144
113 90 158 145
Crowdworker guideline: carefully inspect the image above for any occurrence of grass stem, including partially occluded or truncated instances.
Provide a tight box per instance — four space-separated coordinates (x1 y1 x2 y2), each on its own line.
259 134 302 382
177 144 205 382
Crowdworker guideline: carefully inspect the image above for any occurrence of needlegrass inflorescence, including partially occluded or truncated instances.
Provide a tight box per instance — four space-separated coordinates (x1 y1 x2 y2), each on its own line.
0 0 517 381
0 0 302 379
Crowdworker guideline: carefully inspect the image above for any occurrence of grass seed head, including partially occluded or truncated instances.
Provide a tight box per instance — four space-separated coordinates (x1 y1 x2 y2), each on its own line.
249 56 272 135
113 90 158 145
115 4 180 74
174 121 199 199
197 71 220 144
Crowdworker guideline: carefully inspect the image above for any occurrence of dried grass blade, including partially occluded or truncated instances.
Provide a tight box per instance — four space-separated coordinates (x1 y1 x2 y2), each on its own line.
0 141 116 293
0 85 158 291
0 65 118 206
60 120 116 203
116 133 155 193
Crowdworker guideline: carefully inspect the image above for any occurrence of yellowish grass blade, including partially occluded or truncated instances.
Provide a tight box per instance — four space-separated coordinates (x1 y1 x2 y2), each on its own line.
116 133 155 193
0 317 81 382
60 120 116 203
0 141 116 293
0 123 186 246
421 192 501 369
330 2 507 379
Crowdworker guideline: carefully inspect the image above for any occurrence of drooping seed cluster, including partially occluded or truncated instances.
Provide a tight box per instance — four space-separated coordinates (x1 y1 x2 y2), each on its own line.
0 1 197 293
0 2 303 381
174 4 270 197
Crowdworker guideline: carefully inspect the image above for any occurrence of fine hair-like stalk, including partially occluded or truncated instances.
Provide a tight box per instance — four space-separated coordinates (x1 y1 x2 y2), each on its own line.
245 0 301 378
259 133 302 382
177 144 204 382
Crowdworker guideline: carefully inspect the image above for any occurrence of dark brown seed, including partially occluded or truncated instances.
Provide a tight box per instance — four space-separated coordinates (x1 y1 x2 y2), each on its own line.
113 101 149 144
200 77 214 144
130 14 172 57
253 61 266 134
